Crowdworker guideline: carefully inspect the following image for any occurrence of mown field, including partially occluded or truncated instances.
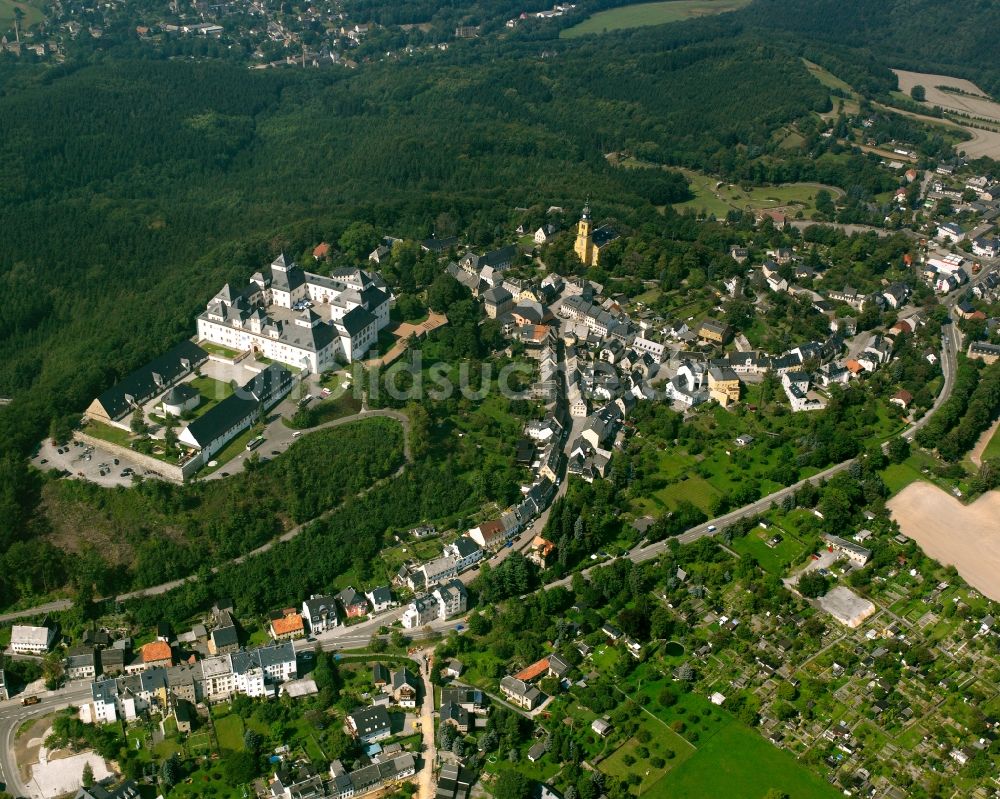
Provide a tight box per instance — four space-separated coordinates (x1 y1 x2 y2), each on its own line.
561 0 750 38
647 720 841 799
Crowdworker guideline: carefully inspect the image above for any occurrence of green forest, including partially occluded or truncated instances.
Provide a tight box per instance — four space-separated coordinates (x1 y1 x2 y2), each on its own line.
0 0 998 613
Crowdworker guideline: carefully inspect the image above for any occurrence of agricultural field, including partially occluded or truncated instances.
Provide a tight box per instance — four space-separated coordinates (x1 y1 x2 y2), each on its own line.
0 0 47 30
670 168 845 218
561 0 750 38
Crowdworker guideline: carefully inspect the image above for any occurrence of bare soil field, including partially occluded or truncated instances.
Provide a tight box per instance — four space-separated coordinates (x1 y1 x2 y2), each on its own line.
894 69 1000 123
888 482 1000 601
892 69 1000 159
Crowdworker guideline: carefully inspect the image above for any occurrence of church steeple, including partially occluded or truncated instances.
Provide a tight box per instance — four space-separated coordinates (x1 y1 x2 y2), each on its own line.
574 201 594 265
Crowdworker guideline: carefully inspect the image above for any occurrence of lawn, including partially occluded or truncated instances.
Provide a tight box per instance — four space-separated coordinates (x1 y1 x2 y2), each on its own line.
83 420 134 447
982 421 1000 461
199 424 260 474
730 527 807 574
647 719 841 799
197 340 243 359
187 375 234 418
213 712 245 752
561 0 750 38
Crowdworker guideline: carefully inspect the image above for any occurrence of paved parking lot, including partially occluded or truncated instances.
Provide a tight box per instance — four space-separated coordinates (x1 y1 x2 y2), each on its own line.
32 438 153 488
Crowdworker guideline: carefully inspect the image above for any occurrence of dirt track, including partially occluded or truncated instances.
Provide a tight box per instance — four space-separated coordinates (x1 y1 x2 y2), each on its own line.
888 483 1000 601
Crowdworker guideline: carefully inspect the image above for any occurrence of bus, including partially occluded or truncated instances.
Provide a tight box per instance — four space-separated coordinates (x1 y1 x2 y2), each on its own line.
246 436 265 452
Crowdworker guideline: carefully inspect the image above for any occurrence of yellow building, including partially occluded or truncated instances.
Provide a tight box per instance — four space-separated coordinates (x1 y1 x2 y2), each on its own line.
708 366 741 408
574 204 619 267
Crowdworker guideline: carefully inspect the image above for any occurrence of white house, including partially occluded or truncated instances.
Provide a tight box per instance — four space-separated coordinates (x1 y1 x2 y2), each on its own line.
10 624 56 655
302 595 339 635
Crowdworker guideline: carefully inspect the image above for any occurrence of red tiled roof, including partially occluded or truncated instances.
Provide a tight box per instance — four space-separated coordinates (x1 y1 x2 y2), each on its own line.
271 613 304 636
514 657 550 682
142 641 173 664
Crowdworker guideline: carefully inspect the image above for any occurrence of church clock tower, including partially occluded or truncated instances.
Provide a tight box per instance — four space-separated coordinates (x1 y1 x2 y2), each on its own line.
573 203 594 266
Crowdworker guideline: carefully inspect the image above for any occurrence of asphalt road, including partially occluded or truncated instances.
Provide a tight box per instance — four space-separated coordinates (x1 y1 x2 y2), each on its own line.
0 683 93 798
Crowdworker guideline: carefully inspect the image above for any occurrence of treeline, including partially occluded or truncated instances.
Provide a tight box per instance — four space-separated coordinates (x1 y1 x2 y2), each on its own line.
915 358 979 454
917 359 1000 462
737 0 1000 98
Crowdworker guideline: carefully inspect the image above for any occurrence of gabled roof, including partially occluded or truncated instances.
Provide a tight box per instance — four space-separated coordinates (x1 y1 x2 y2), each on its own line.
93 341 208 420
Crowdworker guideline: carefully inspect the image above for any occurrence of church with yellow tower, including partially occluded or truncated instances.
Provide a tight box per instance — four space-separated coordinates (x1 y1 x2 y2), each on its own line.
573 203 619 267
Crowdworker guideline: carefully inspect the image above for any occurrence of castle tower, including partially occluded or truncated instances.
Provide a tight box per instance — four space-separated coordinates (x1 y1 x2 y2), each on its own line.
573 203 593 266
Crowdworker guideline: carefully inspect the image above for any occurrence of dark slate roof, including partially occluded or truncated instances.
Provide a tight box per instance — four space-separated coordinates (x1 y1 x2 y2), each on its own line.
162 384 200 406
339 305 376 337
211 625 239 649
592 225 619 248
421 237 459 252
94 341 207 420
183 365 290 448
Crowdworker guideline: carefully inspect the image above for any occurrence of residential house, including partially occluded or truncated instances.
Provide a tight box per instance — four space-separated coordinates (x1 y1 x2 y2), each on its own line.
969 340 1000 364
823 534 871 566
337 588 369 619
782 371 824 412
209 611 240 655
972 236 1000 258
433 580 468 619
443 537 484 573
389 668 419 708
482 286 514 319
365 586 394 614
269 609 306 641
302 595 339 635
65 646 99 680
372 663 390 688
697 319 732 345
591 719 611 737
707 366 741 407
527 536 556 569
937 222 965 243
499 676 544 710
890 389 913 410
346 706 392 742
443 659 464 679
440 701 472 734
10 624 56 655
401 595 439 630
139 641 173 670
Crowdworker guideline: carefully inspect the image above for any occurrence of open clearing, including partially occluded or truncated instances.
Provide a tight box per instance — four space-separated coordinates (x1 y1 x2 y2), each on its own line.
671 168 844 218
561 0 749 38
888 482 1000 602
972 417 1000 466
